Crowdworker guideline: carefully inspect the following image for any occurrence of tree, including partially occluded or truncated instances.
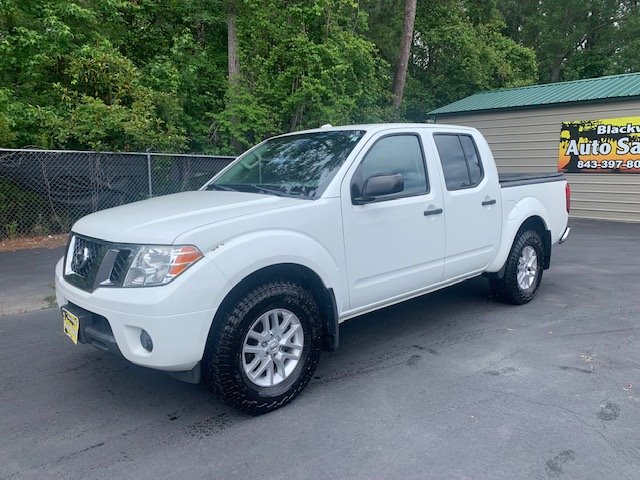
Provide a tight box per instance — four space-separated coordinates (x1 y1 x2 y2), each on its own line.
614 2 640 73
0 0 541 153
498 0 638 83
402 0 537 119
227 1 241 86
0 0 193 150
210 0 391 152
223 1 244 153
392 0 417 108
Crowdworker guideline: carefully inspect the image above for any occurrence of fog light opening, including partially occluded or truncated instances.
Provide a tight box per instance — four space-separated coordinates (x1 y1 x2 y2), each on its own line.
140 329 153 352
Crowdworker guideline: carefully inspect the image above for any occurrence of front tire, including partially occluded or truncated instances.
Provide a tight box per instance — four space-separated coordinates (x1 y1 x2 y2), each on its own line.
204 280 321 415
490 229 545 305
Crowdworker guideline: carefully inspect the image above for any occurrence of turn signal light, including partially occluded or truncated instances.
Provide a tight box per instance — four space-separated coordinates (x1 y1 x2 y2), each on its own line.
168 246 204 277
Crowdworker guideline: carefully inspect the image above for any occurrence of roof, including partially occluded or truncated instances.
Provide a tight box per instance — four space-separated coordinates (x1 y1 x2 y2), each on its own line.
291 123 476 136
429 72 640 116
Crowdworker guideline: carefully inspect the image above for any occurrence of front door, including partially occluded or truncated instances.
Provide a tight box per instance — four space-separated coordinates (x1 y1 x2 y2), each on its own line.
341 132 446 311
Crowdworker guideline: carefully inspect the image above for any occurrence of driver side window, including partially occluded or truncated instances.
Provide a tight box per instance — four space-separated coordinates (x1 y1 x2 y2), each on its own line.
351 134 429 202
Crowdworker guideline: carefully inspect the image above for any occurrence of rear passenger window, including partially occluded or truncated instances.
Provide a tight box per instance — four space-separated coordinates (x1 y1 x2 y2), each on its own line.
434 134 484 190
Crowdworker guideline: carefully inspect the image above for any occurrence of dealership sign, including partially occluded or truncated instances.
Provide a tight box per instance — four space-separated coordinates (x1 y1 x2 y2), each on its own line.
558 116 640 173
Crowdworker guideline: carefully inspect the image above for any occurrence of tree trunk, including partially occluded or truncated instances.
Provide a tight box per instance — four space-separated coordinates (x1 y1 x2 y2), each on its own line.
549 61 562 83
392 0 417 109
227 3 240 85
227 2 242 152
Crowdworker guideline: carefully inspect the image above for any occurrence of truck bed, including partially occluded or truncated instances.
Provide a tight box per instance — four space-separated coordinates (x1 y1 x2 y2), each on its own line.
499 172 565 188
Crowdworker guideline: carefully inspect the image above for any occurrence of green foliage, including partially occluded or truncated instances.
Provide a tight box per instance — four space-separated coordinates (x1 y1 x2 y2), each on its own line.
4 0 640 241
0 88 16 145
212 0 391 153
403 0 537 120
361 0 403 69
116 0 228 152
499 0 640 82
0 178 60 239
0 0 638 155
616 8 640 74
211 83 278 153
0 0 196 151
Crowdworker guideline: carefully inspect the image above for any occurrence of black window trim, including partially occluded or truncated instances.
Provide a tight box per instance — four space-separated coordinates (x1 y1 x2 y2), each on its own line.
350 132 430 205
433 132 485 192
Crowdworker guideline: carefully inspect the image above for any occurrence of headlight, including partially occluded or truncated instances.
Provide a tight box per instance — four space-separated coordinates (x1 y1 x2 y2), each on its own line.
123 245 203 287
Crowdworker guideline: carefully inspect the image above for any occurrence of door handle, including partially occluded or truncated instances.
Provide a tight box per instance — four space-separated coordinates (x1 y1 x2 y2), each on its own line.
423 208 443 216
482 199 497 206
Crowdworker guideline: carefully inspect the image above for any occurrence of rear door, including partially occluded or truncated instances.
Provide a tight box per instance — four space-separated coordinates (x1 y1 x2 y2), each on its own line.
432 132 501 280
341 131 446 311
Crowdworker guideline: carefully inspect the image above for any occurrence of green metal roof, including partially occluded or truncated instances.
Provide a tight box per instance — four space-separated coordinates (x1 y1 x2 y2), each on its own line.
429 72 640 116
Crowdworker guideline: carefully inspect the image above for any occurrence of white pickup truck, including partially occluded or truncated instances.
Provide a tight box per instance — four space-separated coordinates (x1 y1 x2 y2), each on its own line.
55 124 570 414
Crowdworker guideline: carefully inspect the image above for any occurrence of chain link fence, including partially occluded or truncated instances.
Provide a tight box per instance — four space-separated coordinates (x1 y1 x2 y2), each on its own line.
0 148 235 239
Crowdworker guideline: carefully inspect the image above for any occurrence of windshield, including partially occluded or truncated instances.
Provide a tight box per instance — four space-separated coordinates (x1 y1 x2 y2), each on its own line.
208 130 366 199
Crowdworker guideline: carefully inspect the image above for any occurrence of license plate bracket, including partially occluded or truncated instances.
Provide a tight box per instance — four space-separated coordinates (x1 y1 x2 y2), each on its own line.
62 306 92 345
62 307 80 344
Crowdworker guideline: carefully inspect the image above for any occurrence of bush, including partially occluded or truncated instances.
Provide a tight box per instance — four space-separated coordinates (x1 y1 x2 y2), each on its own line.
0 178 68 239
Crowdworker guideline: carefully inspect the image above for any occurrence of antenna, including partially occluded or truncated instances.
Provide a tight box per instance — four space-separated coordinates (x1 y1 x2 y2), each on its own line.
319 124 333 129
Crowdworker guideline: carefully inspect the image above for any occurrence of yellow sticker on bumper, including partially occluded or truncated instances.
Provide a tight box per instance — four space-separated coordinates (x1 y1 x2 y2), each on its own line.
62 308 79 345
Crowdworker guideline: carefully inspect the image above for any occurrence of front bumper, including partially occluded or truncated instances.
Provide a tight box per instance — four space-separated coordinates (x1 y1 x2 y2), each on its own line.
55 257 224 373
63 303 122 357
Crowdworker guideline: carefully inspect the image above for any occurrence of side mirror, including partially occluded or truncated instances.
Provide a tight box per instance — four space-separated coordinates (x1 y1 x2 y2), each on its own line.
355 173 404 203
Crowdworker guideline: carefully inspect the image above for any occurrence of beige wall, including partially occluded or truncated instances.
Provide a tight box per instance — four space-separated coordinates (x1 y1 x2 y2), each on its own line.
436 100 640 222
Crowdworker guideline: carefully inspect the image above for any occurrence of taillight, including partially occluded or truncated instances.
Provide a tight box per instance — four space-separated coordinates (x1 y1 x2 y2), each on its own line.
565 182 571 213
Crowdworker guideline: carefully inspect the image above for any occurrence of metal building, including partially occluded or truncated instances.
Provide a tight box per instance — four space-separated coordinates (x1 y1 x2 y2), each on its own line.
429 73 640 222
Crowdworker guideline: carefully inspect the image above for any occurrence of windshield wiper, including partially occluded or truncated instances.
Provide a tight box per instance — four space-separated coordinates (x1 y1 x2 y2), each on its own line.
209 183 310 199
249 184 290 197
251 184 313 199
207 184 238 192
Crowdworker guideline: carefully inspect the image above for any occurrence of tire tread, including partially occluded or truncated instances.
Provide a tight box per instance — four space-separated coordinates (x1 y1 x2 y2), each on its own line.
204 279 321 415
490 230 544 305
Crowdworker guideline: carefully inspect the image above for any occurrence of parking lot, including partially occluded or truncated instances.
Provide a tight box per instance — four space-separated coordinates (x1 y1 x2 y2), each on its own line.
1 218 639 480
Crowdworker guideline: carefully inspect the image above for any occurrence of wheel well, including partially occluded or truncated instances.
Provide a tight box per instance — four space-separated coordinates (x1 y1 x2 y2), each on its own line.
517 216 551 269
213 264 339 352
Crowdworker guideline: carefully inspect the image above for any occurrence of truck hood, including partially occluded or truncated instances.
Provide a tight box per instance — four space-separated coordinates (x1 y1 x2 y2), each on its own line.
72 191 304 244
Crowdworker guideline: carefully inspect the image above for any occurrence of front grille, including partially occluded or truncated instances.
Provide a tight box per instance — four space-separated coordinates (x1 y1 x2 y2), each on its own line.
64 234 135 292
69 236 103 279
110 249 133 284
65 235 108 291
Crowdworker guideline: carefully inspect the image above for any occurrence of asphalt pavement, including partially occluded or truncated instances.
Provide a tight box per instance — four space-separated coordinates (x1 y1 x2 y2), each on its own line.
0 246 64 315
1 218 639 479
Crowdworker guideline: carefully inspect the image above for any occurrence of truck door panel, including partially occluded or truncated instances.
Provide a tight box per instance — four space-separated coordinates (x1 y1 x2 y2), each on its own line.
341 132 446 310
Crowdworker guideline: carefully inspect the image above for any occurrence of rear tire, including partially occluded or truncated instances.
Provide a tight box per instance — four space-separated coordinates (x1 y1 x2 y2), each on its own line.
490 230 544 305
204 280 321 415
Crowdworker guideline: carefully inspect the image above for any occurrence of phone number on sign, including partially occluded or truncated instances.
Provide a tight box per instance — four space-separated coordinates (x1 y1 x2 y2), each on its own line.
577 160 640 169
